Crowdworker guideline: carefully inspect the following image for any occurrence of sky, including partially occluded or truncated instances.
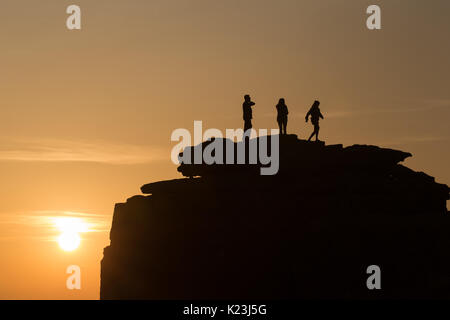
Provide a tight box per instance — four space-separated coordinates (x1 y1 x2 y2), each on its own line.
0 0 449 299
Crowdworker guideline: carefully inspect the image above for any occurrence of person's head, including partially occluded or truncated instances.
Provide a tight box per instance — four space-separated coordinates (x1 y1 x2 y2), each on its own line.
278 98 285 105
244 94 251 102
313 100 320 108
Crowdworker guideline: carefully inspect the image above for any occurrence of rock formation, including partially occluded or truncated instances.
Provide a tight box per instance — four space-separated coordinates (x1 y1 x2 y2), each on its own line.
101 134 449 299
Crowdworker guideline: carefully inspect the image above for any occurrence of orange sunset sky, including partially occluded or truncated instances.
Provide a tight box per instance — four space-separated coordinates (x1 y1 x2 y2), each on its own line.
0 0 449 299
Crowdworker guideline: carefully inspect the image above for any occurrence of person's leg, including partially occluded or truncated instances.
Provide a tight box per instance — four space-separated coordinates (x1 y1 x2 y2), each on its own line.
277 120 282 134
283 119 287 135
308 129 315 141
244 119 252 132
314 124 320 141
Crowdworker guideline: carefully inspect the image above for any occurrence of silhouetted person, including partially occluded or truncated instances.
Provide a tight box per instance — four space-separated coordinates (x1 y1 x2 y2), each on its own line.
305 100 324 141
243 94 255 132
276 98 289 135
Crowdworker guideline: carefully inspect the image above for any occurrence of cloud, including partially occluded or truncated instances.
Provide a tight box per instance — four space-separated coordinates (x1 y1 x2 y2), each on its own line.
0 210 111 241
0 137 166 164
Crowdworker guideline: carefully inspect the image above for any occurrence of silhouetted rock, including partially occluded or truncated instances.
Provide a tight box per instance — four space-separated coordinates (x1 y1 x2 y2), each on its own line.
101 135 449 299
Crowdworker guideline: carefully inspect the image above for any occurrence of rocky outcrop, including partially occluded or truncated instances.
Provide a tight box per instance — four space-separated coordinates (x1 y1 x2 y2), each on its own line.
101 135 449 299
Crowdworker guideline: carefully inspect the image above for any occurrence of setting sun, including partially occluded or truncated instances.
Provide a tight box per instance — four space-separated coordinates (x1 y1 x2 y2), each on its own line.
54 217 88 252
58 232 81 251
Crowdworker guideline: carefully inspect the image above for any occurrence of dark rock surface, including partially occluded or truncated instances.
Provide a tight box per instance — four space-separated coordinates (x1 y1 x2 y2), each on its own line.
101 135 450 299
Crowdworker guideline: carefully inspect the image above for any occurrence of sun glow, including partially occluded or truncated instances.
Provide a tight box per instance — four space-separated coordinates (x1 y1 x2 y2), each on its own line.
54 217 88 252
58 232 81 251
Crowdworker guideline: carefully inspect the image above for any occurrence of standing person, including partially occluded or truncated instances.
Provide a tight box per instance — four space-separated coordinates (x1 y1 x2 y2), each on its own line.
305 100 324 141
243 94 255 132
276 98 289 135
